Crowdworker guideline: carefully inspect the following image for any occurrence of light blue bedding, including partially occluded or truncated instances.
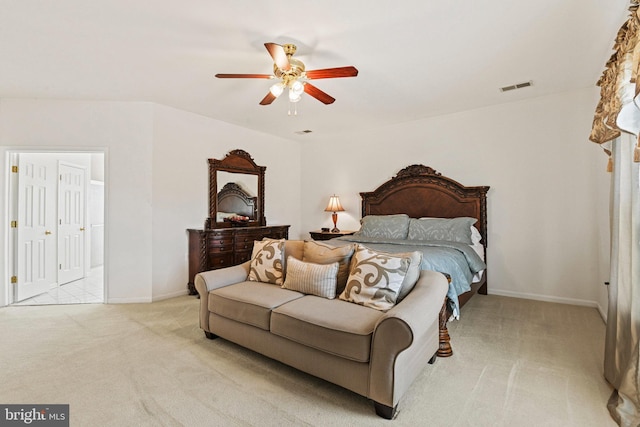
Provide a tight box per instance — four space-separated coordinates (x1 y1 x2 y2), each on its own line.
331 236 486 318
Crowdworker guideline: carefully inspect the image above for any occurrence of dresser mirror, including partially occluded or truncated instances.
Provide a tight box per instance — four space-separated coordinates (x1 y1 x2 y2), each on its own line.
206 149 266 228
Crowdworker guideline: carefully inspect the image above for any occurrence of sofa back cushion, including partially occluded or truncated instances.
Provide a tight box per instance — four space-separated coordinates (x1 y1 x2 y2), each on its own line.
302 240 356 295
284 240 304 261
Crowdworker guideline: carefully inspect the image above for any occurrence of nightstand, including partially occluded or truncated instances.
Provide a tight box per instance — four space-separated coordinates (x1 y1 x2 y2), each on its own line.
309 230 355 241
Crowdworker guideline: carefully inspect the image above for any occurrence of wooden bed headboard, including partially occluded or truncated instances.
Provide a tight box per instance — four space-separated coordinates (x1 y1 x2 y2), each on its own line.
360 164 490 247
217 182 257 219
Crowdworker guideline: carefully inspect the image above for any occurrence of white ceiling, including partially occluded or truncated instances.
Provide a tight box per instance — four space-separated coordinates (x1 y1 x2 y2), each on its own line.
0 1 630 141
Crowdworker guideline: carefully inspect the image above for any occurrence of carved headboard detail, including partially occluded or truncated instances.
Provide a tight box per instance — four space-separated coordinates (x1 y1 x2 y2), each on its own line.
360 164 490 247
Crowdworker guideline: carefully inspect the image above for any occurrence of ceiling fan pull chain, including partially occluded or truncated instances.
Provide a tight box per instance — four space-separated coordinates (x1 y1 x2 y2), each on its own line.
288 101 298 116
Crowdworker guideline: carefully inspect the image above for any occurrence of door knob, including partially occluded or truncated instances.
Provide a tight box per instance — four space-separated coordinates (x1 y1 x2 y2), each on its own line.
80 227 85 231
45 230 52 235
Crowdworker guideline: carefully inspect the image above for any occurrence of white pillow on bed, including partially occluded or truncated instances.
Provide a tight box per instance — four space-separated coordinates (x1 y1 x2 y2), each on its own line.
470 225 482 245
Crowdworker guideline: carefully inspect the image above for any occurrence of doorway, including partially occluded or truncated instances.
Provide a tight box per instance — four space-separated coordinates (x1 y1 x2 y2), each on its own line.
8 151 105 305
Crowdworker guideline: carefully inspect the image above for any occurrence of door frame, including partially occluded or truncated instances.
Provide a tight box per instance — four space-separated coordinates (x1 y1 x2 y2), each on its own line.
1 147 108 307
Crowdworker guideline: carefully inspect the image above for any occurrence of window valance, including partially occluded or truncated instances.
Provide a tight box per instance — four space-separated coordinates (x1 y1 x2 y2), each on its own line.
590 2 640 169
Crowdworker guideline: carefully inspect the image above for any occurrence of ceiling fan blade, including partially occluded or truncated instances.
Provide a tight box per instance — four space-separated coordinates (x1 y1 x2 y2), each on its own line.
304 83 335 104
305 66 359 79
215 73 273 79
264 43 291 71
259 92 277 105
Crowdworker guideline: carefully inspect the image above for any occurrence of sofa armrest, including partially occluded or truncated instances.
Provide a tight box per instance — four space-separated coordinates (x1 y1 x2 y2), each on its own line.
368 270 448 408
194 261 250 333
194 261 251 295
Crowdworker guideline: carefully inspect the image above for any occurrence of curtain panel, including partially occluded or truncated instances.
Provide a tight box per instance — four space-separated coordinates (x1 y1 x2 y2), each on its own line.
605 135 640 426
590 3 640 426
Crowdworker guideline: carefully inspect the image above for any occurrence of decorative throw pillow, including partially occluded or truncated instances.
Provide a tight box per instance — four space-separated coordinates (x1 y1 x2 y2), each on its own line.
407 217 477 244
282 256 339 299
302 240 355 295
396 250 423 302
248 238 284 285
339 244 411 311
353 214 410 239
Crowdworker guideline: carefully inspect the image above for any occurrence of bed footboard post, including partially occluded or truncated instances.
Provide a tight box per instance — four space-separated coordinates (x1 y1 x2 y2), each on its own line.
437 299 453 357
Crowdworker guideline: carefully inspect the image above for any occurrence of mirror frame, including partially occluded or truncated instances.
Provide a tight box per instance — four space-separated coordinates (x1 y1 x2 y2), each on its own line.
205 149 266 229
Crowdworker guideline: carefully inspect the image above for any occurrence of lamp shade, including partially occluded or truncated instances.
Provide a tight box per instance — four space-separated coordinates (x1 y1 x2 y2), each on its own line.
324 195 345 213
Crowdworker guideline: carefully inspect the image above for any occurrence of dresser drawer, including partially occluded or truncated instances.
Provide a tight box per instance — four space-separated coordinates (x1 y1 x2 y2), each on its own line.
208 253 235 269
235 250 252 264
207 231 233 253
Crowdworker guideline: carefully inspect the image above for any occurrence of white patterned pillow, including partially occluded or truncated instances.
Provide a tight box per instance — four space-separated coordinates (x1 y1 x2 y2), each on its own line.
282 256 339 299
248 238 284 285
339 244 410 311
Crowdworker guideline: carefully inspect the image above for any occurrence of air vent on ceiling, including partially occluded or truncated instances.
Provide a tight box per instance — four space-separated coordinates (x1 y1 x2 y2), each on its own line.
500 81 533 92
294 130 313 135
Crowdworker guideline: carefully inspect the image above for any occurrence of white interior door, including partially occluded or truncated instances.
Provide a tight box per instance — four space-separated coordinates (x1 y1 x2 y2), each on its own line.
14 155 57 301
58 163 86 285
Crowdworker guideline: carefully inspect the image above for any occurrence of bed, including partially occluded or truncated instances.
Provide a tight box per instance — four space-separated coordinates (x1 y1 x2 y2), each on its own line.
331 164 489 322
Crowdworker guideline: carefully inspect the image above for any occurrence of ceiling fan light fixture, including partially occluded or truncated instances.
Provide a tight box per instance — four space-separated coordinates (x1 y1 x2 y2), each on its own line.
269 82 285 97
290 80 304 95
288 90 302 103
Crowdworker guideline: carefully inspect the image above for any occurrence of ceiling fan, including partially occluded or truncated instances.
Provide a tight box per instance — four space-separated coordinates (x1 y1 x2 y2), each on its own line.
215 43 358 106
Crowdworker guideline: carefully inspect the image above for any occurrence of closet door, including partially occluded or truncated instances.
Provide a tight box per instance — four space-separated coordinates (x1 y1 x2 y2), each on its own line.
14 155 57 301
57 162 86 285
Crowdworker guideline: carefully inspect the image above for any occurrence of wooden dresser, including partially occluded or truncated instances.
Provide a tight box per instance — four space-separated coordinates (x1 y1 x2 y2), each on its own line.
187 225 289 295
188 149 291 295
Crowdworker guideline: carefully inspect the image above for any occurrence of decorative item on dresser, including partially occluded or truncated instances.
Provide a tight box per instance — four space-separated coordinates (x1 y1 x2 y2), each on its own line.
309 230 355 241
186 149 290 295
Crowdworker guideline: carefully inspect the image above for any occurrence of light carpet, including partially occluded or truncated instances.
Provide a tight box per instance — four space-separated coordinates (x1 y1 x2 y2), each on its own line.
0 294 614 426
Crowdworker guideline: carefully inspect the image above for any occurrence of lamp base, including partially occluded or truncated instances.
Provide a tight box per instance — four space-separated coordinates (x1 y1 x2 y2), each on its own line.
331 212 340 233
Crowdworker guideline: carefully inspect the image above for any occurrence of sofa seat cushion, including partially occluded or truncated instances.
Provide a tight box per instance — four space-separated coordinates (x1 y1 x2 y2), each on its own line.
271 295 384 362
209 281 304 330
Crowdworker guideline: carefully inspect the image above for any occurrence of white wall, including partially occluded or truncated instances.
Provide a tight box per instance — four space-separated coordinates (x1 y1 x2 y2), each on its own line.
150 104 301 300
0 92 611 311
0 99 154 304
0 99 302 305
300 87 611 312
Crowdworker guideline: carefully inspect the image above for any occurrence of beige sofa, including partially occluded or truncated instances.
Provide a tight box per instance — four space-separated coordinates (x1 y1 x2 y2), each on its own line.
195 240 449 419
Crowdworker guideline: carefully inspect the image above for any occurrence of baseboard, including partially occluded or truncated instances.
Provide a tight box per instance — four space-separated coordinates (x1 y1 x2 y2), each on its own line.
105 296 153 304
488 288 600 309
152 289 190 302
596 303 607 323
104 289 189 304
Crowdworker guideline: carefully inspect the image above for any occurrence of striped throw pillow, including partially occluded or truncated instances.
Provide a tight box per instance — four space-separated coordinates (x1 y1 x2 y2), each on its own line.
282 256 339 299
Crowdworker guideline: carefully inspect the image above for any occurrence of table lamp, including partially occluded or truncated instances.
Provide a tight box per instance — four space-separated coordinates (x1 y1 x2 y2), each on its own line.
324 195 345 232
